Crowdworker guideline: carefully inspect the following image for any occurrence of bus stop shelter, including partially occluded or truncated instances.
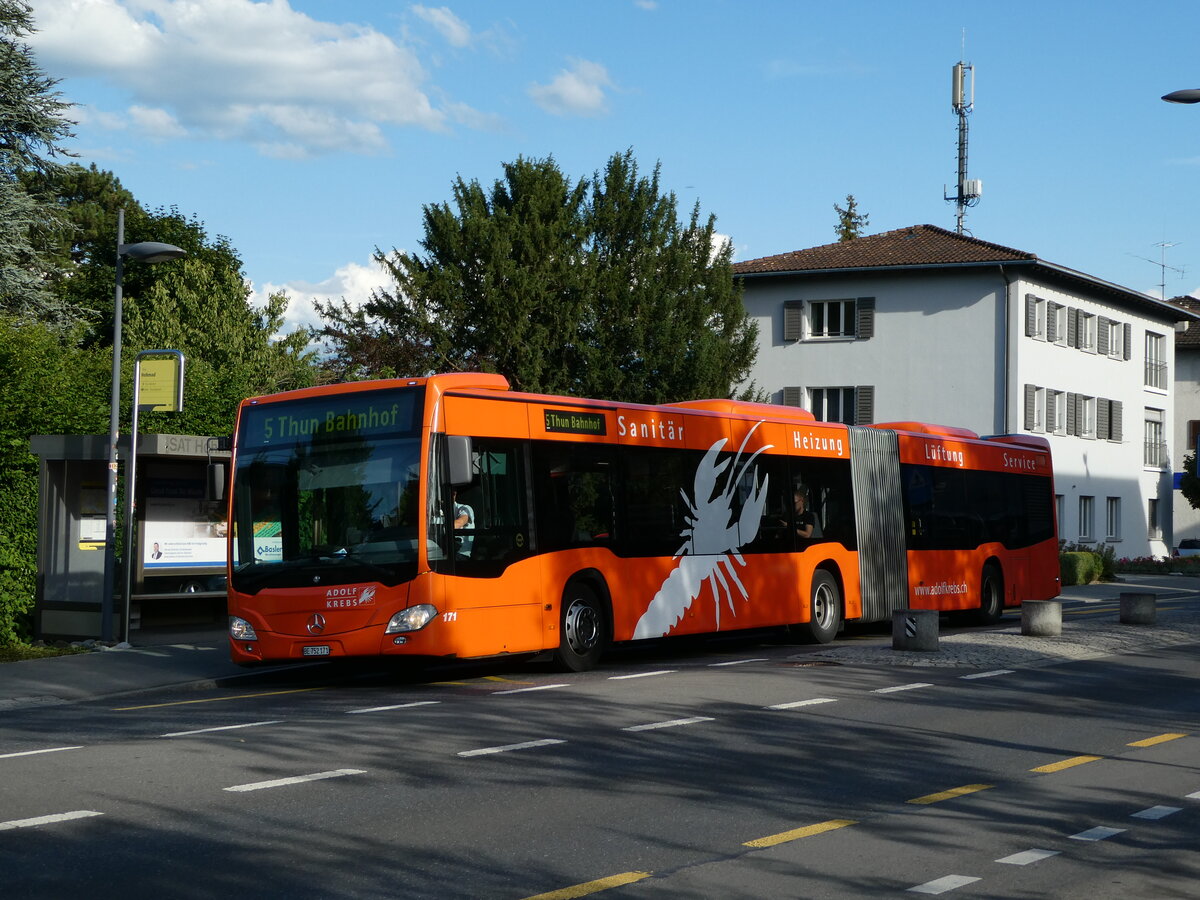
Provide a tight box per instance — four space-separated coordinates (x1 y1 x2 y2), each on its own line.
30 433 229 641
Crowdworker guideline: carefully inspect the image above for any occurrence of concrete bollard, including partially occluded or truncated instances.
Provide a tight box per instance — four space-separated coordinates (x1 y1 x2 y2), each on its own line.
1119 592 1156 625
1021 599 1061 637
892 609 939 652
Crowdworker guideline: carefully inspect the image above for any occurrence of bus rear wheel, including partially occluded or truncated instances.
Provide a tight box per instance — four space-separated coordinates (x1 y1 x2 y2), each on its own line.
803 570 842 644
975 563 1004 625
555 583 607 672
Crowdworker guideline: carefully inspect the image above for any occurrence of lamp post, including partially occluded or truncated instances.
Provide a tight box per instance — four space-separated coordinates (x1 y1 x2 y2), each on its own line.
99 209 186 642
1162 89 1200 104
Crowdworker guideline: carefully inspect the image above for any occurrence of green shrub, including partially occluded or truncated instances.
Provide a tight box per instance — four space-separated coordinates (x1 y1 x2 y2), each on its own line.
1060 551 1099 586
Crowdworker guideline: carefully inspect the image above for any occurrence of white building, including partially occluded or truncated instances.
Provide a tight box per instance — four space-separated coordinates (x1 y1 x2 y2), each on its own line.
734 224 1200 559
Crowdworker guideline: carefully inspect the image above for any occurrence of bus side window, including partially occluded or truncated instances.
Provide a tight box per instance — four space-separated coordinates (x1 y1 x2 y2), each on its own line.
532 442 614 551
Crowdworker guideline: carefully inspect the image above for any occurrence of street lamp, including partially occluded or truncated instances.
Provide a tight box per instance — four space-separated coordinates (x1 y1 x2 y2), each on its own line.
1162 89 1200 104
99 209 186 642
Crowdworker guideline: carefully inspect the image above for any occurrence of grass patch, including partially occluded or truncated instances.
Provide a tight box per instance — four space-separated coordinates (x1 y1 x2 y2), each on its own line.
0 644 89 664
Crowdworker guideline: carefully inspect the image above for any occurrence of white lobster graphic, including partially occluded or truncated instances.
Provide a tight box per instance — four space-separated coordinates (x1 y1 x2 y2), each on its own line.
633 423 772 639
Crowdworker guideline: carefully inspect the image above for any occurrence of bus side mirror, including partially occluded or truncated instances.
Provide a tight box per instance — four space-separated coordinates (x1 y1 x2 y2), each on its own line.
208 462 227 502
447 435 473 486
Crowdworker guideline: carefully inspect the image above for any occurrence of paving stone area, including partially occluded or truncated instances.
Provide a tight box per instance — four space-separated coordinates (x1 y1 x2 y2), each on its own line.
799 605 1200 669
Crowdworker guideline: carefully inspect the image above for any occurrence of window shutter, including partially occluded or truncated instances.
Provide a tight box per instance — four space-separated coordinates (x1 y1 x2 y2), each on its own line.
1097 317 1110 356
1024 384 1036 431
1046 303 1058 343
1025 294 1037 336
1066 392 1078 436
1097 398 1110 440
782 386 804 407
1111 401 1122 442
856 297 875 340
854 385 874 425
1123 323 1132 360
783 301 803 342
1067 308 1079 348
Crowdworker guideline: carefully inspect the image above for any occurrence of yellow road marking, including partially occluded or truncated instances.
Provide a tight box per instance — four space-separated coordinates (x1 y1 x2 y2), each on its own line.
908 784 993 805
1128 733 1188 748
743 818 856 848
113 686 327 710
520 871 651 899
1031 755 1102 773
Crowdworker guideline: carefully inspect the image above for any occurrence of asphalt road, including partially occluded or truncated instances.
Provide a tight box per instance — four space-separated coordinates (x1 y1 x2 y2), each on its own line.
2 599 1198 899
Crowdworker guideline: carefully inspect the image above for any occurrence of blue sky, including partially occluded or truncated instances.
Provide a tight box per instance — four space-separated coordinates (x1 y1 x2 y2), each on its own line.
26 0 1200 336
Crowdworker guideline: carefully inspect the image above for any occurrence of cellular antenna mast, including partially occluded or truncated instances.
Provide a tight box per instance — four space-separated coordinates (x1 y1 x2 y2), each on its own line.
945 44 982 235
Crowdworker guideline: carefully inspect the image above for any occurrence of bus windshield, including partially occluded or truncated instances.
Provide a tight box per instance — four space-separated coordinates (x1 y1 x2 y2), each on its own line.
230 388 424 592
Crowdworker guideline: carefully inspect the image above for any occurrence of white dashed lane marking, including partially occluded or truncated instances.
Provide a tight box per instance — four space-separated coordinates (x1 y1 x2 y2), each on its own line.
996 849 1060 866
0 746 83 759
457 739 566 758
162 720 282 737
873 682 933 694
766 698 837 710
0 810 103 830
623 717 714 732
223 768 366 792
908 874 980 894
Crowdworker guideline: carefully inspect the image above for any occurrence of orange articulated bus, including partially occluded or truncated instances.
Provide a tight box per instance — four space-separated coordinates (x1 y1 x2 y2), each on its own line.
225 373 1059 670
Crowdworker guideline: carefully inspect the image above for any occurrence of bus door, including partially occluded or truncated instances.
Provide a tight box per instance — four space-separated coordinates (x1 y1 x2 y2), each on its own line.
429 436 543 656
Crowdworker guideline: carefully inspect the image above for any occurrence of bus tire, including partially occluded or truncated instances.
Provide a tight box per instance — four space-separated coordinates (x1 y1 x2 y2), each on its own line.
555 582 607 672
976 563 1004 625
804 570 842 644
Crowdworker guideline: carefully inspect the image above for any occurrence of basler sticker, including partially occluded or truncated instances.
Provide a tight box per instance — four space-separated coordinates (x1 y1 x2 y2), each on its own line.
633 423 771 638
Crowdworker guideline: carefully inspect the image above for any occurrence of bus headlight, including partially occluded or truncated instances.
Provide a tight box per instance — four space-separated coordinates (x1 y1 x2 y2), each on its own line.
229 616 258 641
385 604 438 634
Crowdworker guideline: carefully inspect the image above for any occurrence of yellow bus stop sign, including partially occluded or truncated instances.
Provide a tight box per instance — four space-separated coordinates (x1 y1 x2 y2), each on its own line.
138 355 183 412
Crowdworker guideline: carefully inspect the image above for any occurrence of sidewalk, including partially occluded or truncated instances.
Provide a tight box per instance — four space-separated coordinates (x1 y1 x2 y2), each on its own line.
2 576 1198 711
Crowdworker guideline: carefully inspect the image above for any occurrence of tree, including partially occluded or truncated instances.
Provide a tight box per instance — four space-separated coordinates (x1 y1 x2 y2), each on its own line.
833 194 870 242
0 1 75 327
318 151 758 404
1180 452 1200 513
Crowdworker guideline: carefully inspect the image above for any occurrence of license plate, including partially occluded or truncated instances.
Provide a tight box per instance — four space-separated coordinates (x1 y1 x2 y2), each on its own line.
302 645 331 657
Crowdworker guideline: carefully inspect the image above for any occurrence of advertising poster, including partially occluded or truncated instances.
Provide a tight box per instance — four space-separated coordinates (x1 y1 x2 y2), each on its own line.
142 494 227 569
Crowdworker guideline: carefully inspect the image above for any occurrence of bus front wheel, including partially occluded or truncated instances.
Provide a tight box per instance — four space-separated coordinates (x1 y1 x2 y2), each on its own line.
976 563 1004 625
803 570 842 644
555 583 607 672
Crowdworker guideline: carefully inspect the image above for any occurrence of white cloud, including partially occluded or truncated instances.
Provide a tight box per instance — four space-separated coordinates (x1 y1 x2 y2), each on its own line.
251 257 390 336
30 0 466 157
128 104 187 139
529 58 613 117
411 5 472 48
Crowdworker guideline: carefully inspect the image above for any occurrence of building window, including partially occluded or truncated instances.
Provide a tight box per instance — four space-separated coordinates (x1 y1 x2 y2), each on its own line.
1081 396 1096 439
809 299 857 339
1079 495 1095 542
1148 498 1162 540
1105 319 1124 359
1034 388 1047 432
1051 304 1067 346
1144 409 1166 467
1105 497 1121 541
810 387 857 424
1055 494 1065 534
1145 332 1167 389
1077 312 1097 352
1049 390 1066 435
